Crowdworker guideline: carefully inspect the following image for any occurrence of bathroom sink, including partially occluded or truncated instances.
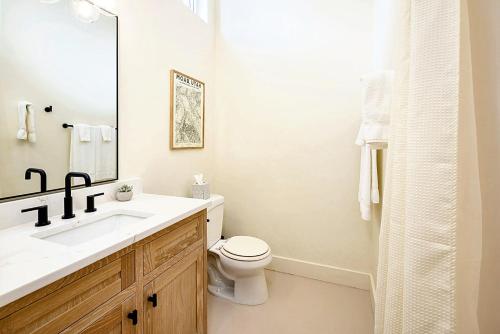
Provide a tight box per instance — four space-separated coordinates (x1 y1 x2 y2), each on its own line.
31 210 153 246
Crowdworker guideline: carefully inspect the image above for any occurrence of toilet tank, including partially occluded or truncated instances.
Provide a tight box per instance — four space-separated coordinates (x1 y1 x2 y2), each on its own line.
207 194 224 249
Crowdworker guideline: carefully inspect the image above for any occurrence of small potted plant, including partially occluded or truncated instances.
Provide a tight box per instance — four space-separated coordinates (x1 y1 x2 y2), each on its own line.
116 184 134 202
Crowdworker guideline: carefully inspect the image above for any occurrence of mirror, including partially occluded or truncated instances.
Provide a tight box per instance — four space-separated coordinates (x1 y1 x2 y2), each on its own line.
0 0 118 201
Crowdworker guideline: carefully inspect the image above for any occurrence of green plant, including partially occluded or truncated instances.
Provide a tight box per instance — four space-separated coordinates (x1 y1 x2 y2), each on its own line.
117 184 133 193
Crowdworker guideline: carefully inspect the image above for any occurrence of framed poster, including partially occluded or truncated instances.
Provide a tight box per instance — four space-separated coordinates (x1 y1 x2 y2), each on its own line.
170 70 205 149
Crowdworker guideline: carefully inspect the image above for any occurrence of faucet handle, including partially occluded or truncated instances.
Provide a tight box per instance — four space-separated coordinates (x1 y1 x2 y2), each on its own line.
85 193 104 213
21 205 51 227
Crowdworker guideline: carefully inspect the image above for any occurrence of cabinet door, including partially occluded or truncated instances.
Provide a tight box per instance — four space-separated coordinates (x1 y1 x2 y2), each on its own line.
62 295 138 334
144 247 206 334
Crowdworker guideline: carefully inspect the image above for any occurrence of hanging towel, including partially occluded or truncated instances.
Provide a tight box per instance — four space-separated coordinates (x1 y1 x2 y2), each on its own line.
16 101 31 140
356 70 393 221
356 70 394 146
26 104 36 143
70 126 97 182
99 125 113 142
371 148 380 204
358 148 380 221
358 145 372 220
95 127 117 181
74 124 92 142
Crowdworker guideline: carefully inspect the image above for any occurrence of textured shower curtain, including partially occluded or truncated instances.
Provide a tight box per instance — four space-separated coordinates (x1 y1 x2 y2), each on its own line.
374 0 483 333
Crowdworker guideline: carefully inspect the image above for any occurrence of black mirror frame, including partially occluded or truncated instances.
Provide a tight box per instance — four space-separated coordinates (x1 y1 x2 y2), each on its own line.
0 16 119 203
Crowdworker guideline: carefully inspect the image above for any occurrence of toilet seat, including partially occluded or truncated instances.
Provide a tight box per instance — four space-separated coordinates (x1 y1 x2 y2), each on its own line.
220 236 271 262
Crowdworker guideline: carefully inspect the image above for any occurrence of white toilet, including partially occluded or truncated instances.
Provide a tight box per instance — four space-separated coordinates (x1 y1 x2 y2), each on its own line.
206 194 272 305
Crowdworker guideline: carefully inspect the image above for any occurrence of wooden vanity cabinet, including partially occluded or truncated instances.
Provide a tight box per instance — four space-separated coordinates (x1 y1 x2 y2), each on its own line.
62 295 137 334
143 247 205 334
0 210 207 334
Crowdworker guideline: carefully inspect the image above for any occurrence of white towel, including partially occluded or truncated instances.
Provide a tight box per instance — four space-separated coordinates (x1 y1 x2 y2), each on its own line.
356 70 394 146
371 148 380 204
27 104 36 143
75 124 92 142
95 127 117 181
356 71 393 221
16 102 30 140
358 146 382 221
99 125 113 142
358 145 372 220
70 126 97 182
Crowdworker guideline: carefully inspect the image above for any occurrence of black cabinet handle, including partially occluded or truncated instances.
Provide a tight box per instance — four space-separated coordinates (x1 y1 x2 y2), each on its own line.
207 219 210 222
147 293 158 307
127 310 138 325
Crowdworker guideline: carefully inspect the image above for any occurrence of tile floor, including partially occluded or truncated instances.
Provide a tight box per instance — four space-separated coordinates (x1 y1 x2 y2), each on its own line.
208 270 374 334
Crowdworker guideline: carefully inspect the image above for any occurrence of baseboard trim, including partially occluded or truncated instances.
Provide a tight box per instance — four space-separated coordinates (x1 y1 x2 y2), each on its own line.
266 255 372 291
267 256 377 314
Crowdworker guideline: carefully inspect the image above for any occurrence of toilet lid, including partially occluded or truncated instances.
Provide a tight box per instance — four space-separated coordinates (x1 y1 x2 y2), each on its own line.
221 236 270 258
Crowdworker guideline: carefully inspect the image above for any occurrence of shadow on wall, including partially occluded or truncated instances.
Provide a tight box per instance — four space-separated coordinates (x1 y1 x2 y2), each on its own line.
469 0 500 332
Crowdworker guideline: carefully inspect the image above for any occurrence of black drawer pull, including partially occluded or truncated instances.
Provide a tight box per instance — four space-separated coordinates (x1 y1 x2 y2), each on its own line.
127 310 138 325
148 293 158 307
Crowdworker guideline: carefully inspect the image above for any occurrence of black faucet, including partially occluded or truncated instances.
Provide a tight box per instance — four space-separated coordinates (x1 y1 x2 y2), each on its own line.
25 168 47 193
21 205 51 227
85 192 105 213
62 172 92 219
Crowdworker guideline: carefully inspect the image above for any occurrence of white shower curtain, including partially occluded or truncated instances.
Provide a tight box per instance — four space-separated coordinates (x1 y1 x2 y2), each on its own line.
374 0 483 333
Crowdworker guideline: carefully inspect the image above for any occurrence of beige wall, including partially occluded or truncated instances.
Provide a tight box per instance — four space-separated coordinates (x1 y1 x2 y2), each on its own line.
117 0 215 197
213 0 375 273
468 0 500 332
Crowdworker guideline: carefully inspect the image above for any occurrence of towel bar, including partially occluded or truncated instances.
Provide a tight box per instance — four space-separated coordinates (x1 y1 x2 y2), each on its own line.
62 123 117 129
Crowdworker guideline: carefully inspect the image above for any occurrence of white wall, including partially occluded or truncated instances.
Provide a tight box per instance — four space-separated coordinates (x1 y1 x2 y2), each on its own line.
213 0 375 273
468 0 500 332
117 0 215 197
0 0 116 197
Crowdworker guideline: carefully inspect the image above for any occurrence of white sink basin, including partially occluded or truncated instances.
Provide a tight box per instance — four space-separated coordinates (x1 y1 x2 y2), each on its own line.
32 210 153 246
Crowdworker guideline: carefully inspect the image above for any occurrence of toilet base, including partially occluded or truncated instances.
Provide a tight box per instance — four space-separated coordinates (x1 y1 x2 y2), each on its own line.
208 269 269 306
208 284 234 301
207 252 270 306
234 270 269 305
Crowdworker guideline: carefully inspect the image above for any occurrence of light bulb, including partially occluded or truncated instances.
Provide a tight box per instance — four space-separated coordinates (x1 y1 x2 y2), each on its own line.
72 0 100 23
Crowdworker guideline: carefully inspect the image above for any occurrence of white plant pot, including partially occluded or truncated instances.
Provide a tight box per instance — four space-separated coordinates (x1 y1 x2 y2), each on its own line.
116 191 133 202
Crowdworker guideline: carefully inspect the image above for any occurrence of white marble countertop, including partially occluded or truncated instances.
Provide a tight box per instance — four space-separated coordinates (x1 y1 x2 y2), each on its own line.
0 193 210 308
